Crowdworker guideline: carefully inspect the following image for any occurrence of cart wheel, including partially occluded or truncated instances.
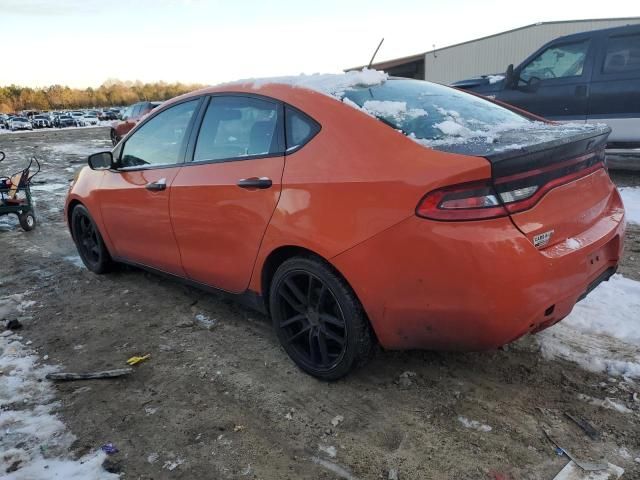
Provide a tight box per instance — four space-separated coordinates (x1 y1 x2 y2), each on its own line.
19 211 36 231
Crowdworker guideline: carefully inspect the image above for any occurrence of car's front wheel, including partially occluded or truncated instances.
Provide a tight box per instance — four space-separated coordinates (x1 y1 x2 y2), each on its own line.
71 205 113 273
270 256 374 380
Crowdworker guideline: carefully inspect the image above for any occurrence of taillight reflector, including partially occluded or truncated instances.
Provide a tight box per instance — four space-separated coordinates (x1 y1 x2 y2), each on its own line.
416 181 508 221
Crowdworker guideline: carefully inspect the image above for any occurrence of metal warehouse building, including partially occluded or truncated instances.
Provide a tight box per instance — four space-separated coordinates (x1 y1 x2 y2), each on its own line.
356 17 640 85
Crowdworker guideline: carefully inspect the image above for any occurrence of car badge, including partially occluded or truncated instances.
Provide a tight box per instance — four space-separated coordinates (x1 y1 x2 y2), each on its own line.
533 229 554 249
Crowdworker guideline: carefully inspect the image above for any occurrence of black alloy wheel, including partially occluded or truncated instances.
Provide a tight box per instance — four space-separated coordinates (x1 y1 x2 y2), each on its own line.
71 205 112 273
270 257 374 380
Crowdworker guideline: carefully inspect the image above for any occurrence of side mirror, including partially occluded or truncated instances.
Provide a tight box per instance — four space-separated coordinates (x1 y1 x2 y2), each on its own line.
88 151 113 170
504 64 515 88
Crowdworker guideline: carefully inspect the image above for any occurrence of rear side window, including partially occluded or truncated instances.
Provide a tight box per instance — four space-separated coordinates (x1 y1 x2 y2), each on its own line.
193 96 282 162
603 34 640 73
520 40 590 81
285 107 320 151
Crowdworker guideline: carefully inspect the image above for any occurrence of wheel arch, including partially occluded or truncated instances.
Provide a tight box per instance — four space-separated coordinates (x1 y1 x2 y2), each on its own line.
259 245 378 343
66 199 83 238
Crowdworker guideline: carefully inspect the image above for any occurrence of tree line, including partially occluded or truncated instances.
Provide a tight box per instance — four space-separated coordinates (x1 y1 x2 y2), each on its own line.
0 80 206 113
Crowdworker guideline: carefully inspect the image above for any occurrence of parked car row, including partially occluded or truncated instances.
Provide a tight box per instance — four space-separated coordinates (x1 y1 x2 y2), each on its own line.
0 107 124 131
110 101 162 145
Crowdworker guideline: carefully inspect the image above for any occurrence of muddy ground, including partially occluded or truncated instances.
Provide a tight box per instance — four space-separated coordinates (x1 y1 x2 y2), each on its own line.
1 127 639 480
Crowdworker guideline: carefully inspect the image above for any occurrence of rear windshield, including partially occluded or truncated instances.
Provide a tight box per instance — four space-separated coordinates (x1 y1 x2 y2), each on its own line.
341 79 530 145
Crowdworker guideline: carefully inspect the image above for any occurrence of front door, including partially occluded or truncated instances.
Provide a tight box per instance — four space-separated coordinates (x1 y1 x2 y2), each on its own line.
499 39 593 121
99 99 201 275
170 95 286 293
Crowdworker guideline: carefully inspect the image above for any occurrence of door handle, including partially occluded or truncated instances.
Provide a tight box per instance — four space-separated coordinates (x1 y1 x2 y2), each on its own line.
237 177 272 189
145 178 167 191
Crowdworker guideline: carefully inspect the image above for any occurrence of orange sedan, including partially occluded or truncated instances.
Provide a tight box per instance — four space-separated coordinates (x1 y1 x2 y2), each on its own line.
65 73 625 379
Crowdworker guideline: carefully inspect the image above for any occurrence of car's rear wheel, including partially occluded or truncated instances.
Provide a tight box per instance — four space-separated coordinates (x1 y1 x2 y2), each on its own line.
71 205 113 273
270 256 374 380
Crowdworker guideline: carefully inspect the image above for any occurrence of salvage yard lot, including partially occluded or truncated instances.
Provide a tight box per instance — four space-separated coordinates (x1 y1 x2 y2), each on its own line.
1 127 640 479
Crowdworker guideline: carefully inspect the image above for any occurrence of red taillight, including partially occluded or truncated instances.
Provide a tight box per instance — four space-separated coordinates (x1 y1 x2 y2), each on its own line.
417 149 606 222
416 181 508 221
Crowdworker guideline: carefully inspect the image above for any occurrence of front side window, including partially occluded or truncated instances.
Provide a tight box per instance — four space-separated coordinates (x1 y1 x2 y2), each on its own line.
120 100 198 168
603 34 640 73
193 96 281 162
520 40 590 81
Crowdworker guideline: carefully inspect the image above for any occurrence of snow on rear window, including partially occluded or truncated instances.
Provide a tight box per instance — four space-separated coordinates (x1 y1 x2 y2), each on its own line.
342 79 530 144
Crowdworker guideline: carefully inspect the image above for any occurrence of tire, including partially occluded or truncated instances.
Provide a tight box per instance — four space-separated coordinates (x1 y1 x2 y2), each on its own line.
269 256 374 380
18 211 36 231
70 205 113 273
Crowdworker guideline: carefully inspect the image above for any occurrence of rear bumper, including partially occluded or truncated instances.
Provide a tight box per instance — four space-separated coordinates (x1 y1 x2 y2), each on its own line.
331 195 625 351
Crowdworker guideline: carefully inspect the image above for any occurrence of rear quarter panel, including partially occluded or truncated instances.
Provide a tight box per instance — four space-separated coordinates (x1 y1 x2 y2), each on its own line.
240 85 493 293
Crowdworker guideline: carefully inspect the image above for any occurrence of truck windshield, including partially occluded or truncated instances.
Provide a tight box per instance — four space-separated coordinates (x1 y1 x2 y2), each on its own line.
341 78 529 143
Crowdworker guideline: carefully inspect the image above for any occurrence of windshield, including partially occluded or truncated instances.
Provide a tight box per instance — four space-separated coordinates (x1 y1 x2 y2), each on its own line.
341 79 530 144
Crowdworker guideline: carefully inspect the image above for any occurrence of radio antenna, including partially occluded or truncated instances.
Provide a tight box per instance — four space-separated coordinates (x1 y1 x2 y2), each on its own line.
367 38 385 69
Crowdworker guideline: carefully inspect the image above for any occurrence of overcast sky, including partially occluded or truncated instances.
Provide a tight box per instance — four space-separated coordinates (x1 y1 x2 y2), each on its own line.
0 0 637 88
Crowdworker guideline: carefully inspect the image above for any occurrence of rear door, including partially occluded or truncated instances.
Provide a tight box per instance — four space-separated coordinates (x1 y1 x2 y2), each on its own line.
170 95 286 293
587 28 640 144
99 98 201 275
499 37 594 120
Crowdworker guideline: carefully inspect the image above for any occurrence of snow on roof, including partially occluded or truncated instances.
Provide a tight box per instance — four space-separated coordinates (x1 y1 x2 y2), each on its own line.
225 68 389 98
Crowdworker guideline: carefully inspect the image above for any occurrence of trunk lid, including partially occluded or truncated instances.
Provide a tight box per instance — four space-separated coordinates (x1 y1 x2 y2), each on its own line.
437 123 613 248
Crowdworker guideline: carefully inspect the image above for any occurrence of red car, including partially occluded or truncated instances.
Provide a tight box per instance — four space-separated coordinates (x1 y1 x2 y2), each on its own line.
66 73 625 379
110 101 161 145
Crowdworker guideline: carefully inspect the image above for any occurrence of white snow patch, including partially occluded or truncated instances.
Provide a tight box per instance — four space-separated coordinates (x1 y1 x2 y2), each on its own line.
227 68 388 98
457 416 492 432
538 274 640 378
31 182 69 193
0 293 118 479
194 313 216 328
487 74 505 84
162 457 185 471
415 119 605 149
318 444 337 458
577 394 632 414
361 100 427 121
620 187 640 224
63 255 85 269
565 238 582 250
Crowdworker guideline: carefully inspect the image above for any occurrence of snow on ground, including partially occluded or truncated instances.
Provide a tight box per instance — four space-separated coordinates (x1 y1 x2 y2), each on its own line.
620 187 640 224
457 416 492 432
538 274 640 379
0 293 118 479
0 123 111 135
